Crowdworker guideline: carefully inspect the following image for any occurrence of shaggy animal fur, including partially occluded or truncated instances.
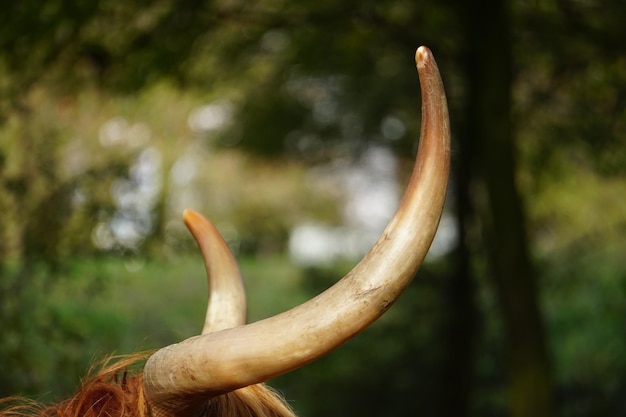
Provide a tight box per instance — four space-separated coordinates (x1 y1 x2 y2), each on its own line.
0 355 296 417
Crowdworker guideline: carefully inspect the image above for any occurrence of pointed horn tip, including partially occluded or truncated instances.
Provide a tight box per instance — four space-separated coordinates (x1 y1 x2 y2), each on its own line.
182 209 213 235
183 208 203 224
182 208 197 220
415 46 433 68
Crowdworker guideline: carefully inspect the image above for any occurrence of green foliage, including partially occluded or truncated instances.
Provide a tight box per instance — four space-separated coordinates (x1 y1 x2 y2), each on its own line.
0 261 127 399
542 242 626 416
0 254 307 400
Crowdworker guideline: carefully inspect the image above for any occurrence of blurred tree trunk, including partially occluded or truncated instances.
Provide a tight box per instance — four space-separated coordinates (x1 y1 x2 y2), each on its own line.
437 65 481 414
438 147 478 417
463 1 556 416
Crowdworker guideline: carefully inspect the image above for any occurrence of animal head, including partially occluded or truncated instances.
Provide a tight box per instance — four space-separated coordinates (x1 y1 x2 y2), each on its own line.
0 46 450 417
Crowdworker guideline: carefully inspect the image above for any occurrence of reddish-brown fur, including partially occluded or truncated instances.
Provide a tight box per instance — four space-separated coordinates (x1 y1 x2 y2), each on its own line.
0 354 295 417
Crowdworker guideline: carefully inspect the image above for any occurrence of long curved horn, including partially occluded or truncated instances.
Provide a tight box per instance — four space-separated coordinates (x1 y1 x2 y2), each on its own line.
183 209 247 334
144 46 450 412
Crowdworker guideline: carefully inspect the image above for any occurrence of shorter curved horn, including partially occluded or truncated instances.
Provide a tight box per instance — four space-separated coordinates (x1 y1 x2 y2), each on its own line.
144 45 450 412
183 209 246 334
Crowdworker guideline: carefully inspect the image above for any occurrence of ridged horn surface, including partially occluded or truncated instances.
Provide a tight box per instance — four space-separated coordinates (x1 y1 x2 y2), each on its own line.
144 45 450 411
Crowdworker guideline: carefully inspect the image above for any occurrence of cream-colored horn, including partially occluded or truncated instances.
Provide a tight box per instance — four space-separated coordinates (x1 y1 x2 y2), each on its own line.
183 209 247 334
144 46 450 413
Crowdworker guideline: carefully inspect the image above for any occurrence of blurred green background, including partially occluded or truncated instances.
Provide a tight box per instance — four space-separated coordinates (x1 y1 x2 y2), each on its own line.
0 1 624 416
